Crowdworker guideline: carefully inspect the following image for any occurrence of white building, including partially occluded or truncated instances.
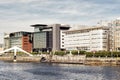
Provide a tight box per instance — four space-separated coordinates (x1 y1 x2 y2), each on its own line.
64 26 109 51
109 19 120 51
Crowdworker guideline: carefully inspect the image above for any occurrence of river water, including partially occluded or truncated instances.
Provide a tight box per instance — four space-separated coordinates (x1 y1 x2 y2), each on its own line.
0 61 120 80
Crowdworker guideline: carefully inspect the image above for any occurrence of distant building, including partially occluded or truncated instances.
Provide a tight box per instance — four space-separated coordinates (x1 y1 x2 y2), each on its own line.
64 26 109 51
4 33 10 50
97 20 109 26
4 31 33 52
31 24 70 52
109 19 120 51
0 44 3 51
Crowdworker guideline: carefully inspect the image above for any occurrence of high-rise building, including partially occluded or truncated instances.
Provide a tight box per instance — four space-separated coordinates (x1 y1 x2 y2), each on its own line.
31 24 70 52
4 31 33 52
64 26 109 51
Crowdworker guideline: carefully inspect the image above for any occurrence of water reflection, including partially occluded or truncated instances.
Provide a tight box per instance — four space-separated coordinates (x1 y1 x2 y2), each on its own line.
0 61 120 80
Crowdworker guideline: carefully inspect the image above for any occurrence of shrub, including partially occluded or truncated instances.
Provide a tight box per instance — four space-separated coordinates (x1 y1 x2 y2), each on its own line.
85 52 93 57
54 51 65 56
112 52 120 57
85 51 120 58
79 51 86 55
71 50 78 55
30 52 40 55
42 52 49 54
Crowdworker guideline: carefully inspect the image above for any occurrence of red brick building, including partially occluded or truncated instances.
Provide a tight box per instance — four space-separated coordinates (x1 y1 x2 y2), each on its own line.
22 35 32 52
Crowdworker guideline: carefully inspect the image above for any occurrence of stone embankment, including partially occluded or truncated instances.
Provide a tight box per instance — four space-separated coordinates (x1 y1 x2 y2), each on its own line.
85 58 120 65
41 54 120 65
0 56 41 62
1 54 120 65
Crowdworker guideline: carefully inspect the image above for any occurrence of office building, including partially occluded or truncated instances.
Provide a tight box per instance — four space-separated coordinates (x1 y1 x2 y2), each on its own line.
64 26 109 51
4 31 33 52
31 24 70 52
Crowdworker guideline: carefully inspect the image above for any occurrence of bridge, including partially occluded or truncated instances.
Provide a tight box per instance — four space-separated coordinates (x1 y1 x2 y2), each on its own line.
0 46 41 62
0 46 86 64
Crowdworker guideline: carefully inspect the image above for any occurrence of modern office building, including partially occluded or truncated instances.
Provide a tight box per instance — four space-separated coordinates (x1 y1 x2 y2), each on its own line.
64 26 109 51
4 31 33 52
31 24 70 52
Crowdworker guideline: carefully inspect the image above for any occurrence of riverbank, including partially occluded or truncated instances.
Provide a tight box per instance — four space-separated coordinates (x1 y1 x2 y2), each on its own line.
41 55 120 65
0 56 41 62
1 55 120 65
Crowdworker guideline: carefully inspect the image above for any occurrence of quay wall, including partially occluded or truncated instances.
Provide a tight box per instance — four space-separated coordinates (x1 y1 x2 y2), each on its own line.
42 54 120 65
1 54 120 65
0 56 41 62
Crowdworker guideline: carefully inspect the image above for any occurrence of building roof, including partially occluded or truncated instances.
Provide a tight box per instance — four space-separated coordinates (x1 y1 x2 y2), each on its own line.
10 31 32 34
31 24 48 27
63 26 109 33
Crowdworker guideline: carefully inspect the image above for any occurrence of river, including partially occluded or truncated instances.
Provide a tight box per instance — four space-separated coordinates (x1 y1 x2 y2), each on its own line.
0 61 120 80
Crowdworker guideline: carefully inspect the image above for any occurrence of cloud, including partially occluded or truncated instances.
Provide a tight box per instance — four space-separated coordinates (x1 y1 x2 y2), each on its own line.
0 0 40 4
0 0 119 24
0 0 120 43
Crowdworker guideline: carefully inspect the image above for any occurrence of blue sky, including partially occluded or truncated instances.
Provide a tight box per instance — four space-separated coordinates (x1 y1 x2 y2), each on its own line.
0 0 120 43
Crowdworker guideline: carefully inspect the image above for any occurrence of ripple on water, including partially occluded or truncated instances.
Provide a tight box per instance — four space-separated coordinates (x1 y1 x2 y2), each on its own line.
0 62 120 80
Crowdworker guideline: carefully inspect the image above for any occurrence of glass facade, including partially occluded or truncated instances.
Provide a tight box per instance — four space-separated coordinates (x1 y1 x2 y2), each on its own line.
33 31 52 52
46 31 52 50
10 37 22 48
33 32 46 49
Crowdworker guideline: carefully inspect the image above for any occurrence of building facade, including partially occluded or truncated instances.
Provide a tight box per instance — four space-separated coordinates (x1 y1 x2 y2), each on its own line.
33 31 52 52
109 19 120 51
4 33 10 50
31 24 70 52
64 26 109 51
4 31 33 52
0 44 3 51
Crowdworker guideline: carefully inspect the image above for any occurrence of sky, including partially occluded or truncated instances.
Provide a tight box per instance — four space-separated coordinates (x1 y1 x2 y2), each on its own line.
0 0 120 43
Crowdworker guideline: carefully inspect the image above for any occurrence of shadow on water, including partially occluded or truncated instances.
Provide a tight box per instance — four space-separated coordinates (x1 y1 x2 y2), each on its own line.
24 63 63 76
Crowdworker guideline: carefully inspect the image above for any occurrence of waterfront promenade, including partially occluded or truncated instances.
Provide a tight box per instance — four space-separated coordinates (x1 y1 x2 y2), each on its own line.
0 56 41 62
1 54 120 65
41 54 120 65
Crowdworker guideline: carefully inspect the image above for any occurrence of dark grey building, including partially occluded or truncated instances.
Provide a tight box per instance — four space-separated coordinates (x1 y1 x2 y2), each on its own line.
31 24 70 52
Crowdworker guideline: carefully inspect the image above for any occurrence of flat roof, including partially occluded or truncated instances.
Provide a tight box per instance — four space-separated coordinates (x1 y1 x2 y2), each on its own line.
10 31 32 34
31 24 48 27
64 26 109 33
